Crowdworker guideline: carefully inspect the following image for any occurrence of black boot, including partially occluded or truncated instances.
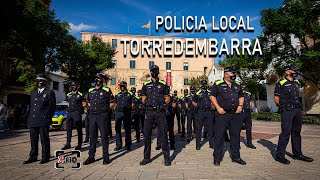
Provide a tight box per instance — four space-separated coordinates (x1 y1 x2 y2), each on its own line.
83 157 95 165
61 144 71 150
23 157 37 164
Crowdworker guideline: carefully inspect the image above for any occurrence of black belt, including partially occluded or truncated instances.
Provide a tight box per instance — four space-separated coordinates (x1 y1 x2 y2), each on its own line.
89 111 108 115
115 107 131 112
146 105 163 111
281 104 301 111
198 108 212 111
225 110 236 114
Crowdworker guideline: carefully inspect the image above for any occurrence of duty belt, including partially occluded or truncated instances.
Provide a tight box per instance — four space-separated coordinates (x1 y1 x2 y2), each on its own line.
243 109 252 112
198 108 212 111
281 104 301 111
89 111 108 115
146 105 163 111
224 110 236 114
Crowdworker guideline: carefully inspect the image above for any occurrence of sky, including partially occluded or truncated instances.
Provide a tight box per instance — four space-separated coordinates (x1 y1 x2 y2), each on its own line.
51 0 284 63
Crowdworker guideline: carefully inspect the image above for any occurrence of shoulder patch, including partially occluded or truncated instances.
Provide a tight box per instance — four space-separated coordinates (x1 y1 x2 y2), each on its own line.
144 80 152 85
88 88 95 92
279 78 287 86
159 80 166 85
215 80 224 85
102 86 110 92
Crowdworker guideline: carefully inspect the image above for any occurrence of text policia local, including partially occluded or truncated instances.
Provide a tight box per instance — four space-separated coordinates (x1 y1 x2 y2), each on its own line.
121 16 262 57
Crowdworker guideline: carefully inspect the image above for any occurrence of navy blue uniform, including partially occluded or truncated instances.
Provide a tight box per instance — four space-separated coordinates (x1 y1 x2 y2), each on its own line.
178 95 188 136
141 79 170 161
114 90 133 148
173 95 181 133
28 88 56 160
187 94 197 140
275 78 302 158
242 91 253 145
65 91 84 147
87 86 114 160
211 80 244 161
193 89 214 148
131 93 141 142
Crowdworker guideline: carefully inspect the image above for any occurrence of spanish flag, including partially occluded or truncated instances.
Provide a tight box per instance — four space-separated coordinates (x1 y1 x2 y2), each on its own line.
141 21 150 28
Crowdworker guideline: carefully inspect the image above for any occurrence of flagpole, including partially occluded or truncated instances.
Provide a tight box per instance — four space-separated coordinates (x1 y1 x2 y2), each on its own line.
149 21 151 36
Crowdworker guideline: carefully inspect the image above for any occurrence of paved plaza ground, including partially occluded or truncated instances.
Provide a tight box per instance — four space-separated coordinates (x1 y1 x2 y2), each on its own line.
0 120 319 179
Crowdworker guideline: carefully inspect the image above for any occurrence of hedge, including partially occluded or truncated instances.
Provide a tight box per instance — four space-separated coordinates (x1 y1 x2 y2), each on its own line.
252 112 320 125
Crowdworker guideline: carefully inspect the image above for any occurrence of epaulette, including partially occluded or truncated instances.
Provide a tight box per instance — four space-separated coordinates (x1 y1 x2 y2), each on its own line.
102 86 110 92
78 92 83 96
144 80 152 85
234 80 240 85
295 79 301 87
116 91 121 95
88 88 95 92
244 91 251 95
196 90 202 95
215 79 224 85
128 91 133 95
135 95 140 99
159 80 166 85
67 92 72 96
279 78 287 86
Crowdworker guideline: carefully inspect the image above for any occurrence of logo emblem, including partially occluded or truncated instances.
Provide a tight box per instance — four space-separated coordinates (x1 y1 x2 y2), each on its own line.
54 150 81 170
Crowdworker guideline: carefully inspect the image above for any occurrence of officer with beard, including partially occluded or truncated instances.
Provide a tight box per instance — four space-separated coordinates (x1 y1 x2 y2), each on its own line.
83 73 115 165
210 67 246 166
23 75 56 164
130 87 141 143
186 86 197 143
114 81 134 151
192 80 214 150
140 65 171 166
61 81 85 150
274 65 313 164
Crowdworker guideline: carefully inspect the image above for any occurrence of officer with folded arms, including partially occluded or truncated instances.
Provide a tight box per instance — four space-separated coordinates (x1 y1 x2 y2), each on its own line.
23 75 56 164
274 65 313 164
83 73 115 165
114 81 134 151
140 65 171 166
61 81 85 151
210 67 246 166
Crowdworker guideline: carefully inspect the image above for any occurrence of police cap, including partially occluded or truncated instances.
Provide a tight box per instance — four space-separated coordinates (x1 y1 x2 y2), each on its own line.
283 64 299 71
150 65 159 71
224 67 237 73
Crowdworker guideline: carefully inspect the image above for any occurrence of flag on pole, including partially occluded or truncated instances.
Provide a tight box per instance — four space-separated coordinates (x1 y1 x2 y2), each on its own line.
141 21 150 28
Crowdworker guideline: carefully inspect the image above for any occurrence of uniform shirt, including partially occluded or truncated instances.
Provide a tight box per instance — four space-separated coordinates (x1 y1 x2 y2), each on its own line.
210 79 244 111
28 88 56 127
114 90 133 109
243 91 252 110
141 79 169 106
274 78 301 106
193 89 212 109
166 94 174 112
87 86 114 114
187 94 197 111
66 91 84 112
178 95 189 110
131 94 140 113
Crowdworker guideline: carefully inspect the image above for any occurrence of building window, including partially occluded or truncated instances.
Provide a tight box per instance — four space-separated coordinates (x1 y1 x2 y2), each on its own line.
183 62 189 71
130 78 136 85
166 62 171 70
130 60 136 69
204 67 208 75
111 60 117 68
53 81 59 90
184 78 189 85
149 61 155 68
112 39 117 47
111 78 116 85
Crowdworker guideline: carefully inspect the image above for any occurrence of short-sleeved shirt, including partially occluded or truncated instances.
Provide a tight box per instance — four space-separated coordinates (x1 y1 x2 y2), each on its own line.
210 80 244 111
274 78 300 106
193 89 212 109
114 90 133 109
141 79 169 106
178 95 189 110
87 86 114 114
243 91 252 110
66 91 84 112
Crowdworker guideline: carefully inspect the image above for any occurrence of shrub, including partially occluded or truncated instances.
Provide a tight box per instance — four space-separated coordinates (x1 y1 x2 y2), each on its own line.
252 112 320 125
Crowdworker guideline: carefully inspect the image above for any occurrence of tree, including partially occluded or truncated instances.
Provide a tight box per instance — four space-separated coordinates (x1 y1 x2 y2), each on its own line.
189 75 209 91
260 0 320 88
58 36 116 93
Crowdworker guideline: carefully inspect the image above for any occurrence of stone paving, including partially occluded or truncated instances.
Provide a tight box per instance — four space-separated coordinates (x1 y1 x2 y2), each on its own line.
0 120 319 179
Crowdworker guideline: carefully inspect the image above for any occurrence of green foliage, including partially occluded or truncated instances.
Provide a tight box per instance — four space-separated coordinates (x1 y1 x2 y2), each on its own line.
260 0 320 86
188 75 208 91
252 112 320 125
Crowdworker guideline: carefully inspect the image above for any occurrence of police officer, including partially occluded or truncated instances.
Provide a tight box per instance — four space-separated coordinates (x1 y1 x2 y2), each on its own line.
274 65 313 164
131 87 141 143
240 82 256 149
156 86 176 151
178 89 189 138
23 75 56 164
83 73 115 165
173 90 181 133
140 65 171 166
114 81 134 151
192 80 215 150
61 82 84 150
210 67 246 166
186 86 197 143
137 90 145 135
